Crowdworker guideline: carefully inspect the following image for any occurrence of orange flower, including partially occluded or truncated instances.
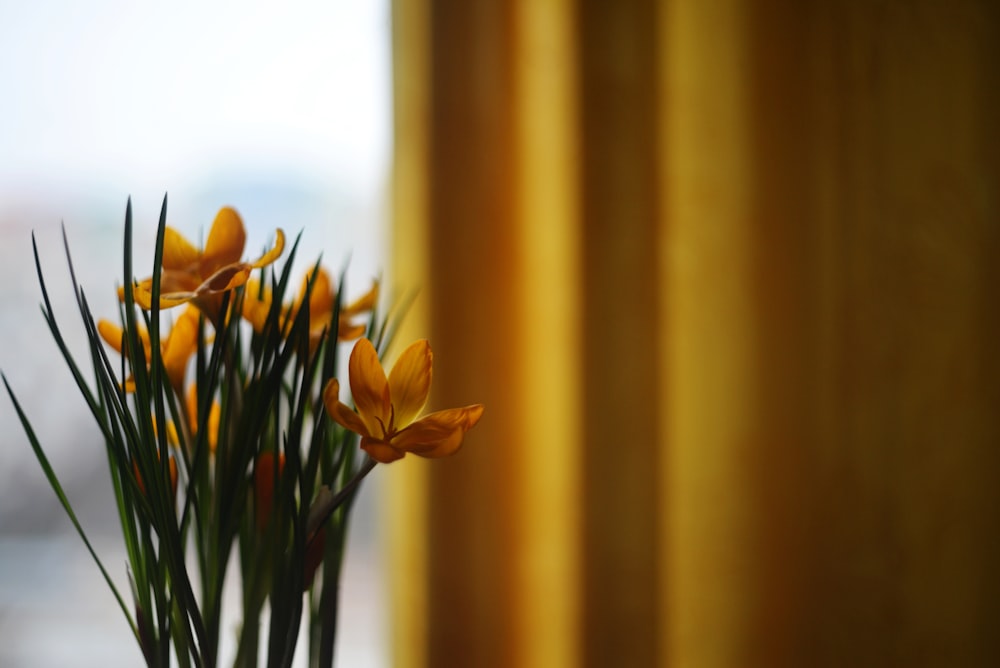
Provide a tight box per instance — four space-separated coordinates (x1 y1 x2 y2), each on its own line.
97 304 201 392
124 206 284 320
96 320 151 391
242 266 377 345
253 451 326 589
323 338 484 464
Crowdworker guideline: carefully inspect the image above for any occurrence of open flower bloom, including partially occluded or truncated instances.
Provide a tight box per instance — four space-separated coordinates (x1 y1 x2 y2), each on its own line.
323 338 484 464
123 206 284 321
97 305 201 392
242 266 378 346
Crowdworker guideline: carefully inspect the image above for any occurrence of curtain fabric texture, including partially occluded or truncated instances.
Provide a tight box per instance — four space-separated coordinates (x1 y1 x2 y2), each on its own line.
388 0 1000 666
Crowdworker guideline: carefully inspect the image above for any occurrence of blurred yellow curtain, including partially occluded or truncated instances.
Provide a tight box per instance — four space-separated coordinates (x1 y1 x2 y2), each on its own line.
387 0 1000 666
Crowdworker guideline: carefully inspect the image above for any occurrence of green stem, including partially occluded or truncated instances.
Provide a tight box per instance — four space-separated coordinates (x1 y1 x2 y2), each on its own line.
306 458 377 544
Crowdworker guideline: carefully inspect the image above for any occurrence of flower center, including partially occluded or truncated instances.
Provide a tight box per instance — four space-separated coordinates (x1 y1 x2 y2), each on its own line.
376 404 397 440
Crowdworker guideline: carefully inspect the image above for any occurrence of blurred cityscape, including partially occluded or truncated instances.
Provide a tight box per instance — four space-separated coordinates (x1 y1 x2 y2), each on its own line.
0 3 391 666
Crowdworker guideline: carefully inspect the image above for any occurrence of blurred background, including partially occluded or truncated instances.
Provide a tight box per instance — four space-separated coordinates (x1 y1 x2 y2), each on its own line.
386 1 1000 667
4 1 1000 668
0 2 390 666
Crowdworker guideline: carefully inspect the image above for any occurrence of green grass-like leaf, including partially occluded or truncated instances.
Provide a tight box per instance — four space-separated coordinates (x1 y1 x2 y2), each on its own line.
2 373 139 642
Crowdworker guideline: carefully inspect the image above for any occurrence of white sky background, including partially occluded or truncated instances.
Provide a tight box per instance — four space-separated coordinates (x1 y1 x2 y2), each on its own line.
0 2 389 200
0 2 391 666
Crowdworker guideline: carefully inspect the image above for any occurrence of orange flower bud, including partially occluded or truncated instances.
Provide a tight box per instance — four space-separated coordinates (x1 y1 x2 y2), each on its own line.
134 455 178 502
253 451 286 531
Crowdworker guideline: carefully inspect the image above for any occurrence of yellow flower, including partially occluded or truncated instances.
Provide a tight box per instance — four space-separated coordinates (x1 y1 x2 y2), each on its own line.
96 321 152 388
323 338 484 464
242 266 378 346
97 305 201 392
146 384 218 453
125 206 284 320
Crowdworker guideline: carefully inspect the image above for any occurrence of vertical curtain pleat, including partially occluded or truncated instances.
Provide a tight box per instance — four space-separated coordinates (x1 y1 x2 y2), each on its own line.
661 0 759 664
387 0 431 662
577 1 663 666
390 0 1000 666
511 1 582 667
425 1 519 666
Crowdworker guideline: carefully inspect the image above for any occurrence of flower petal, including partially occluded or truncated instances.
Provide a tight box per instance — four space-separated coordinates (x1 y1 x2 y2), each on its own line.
335 320 366 342
126 281 196 310
201 207 246 274
343 280 379 315
392 404 484 458
304 266 334 319
134 454 179 501
162 306 200 390
186 384 199 432
347 339 391 437
200 264 252 295
98 317 152 360
250 229 285 269
360 437 405 464
387 339 432 428
97 319 125 354
160 269 202 295
241 280 272 332
162 227 200 271
206 401 220 452
322 378 372 437
157 292 199 308
186 384 221 452
254 451 285 531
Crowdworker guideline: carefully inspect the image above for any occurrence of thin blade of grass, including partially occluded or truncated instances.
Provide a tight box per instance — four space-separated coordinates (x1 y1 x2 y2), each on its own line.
3 373 139 643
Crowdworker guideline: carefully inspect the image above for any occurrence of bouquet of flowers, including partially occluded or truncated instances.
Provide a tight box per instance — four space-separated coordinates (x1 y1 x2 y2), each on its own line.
3 197 484 667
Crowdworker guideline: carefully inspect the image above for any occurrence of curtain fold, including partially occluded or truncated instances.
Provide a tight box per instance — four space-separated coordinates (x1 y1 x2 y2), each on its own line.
390 0 1000 666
